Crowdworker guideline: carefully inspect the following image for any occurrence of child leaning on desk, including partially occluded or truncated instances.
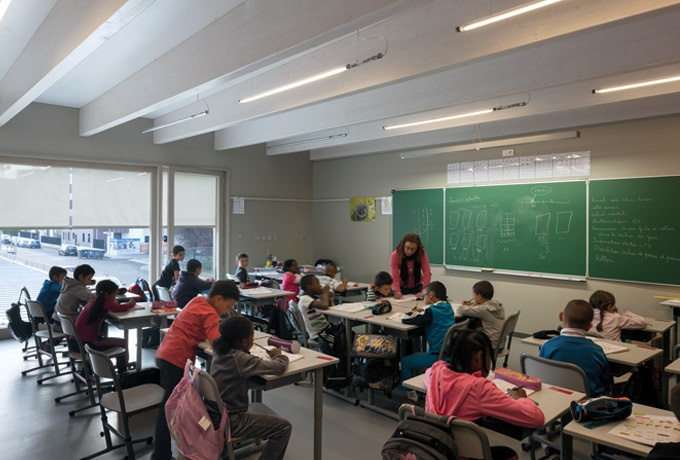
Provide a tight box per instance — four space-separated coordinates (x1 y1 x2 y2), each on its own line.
317 262 348 294
590 290 647 342
644 383 680 460
539 299 613 397
458 280 505 346
74 279 135 374
365 271 395 302
211 316 291 460
425 329 545 460
399 281 455 383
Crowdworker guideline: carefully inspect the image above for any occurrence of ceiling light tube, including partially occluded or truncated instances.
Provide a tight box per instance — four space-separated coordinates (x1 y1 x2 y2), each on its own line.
399 130 580 159
593 75 680 94
267 132 348 149
141 110 208 134
457 0 563 32
240 67 347 104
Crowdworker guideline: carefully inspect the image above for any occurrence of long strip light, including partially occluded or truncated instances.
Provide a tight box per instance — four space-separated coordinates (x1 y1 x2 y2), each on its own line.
399 130 580 159
0 0 12 23
141 109 208 134
457 0 563 32
267 132 348 150
383 102 527 131
240 52 384 104
593 75 680 94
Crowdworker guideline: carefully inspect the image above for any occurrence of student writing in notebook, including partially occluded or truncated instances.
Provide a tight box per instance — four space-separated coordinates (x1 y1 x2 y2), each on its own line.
211 316 291 460
426 329 544 460
539 299 613 396
589 290 647 341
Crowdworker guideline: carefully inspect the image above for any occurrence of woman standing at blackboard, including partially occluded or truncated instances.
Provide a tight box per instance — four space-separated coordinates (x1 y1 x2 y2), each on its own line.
390 233 431 299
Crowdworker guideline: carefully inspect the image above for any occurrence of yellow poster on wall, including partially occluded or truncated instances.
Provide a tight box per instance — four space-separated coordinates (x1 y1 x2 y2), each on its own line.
350 197 376 222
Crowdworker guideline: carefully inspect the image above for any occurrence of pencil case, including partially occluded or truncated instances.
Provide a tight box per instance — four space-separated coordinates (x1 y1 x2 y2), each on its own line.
494 367 542 391
267 336 300 354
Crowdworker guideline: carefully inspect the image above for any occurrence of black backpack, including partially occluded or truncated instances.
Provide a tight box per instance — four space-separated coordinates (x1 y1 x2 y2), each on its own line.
351 334 400 397
5 288 32 343
382 416 459 460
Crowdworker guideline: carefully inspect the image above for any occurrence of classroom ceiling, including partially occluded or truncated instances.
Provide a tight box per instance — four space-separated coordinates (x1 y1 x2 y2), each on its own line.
1 0 680 161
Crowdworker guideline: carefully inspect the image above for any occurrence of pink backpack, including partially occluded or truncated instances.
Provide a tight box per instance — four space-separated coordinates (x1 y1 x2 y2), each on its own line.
166 360 228 460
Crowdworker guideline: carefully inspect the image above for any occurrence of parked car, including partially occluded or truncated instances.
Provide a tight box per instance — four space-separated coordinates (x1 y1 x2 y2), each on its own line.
27 240 41 248
58 245 78 256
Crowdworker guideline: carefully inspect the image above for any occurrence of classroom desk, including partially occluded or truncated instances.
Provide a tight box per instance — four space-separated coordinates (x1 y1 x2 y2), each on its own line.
562 403 673 458
403 372 587 443
238 287 294 315
199 333 338 460
665 357 680 402
632 317 676 364
660 299 680 348
106 302 177 369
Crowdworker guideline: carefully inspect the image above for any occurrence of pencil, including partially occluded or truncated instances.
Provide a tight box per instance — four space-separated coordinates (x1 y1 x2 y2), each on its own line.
254 342 269 351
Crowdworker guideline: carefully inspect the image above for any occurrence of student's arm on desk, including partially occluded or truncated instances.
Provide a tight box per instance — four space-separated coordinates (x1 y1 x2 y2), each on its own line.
239 351 289 377
474 379 545 427
402 308 432 327
310 287 334 311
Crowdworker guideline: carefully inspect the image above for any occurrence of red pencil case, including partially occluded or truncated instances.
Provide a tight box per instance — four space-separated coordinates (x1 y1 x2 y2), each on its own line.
494 367 542 391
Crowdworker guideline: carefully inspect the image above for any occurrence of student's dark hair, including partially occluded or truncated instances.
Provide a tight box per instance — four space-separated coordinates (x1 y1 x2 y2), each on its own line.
48 266 67 280
446 329 493 375
671 383 680 421
324 262 337 272
212 316 254 356
472 280 494 300
425 281 447 300
300 274 317 292
282 259 297 272
207 280 240 300
73 264 95 281
564 299 594 330
186 259 202 273
589 290 616 332
374 271 393 287
236 253 248 260
87 279 118 324
172 245 185 256
395 233 424 260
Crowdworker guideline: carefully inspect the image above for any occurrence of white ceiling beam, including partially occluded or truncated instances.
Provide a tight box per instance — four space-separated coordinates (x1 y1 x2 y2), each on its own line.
215 9 680 151
0 0 153 127
155 0 680 144
79 0 430 136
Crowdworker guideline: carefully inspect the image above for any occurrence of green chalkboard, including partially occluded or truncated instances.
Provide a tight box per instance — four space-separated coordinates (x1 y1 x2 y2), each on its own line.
589 177 680 285
445 182 587 276
392 189 444 264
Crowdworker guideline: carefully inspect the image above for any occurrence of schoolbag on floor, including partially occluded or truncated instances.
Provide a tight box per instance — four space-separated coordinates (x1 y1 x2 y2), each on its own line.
351 334 399 397
6 287 32 343
382 415 459 460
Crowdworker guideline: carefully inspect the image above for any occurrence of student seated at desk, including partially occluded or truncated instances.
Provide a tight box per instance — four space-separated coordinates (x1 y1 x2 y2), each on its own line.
234 252 249 284
365 271 395 302
426 329 544 460
317 262 348 294
172 259 215 309
590 290 646 342
645 383 680 460
400 281 455 383
298 274 344 356
211 316 291 460
74 279 135 374
37 265 67 324
458 280 505 346
539 299 613 397
53 264 95 325
281 259 302 305
151 280 240 460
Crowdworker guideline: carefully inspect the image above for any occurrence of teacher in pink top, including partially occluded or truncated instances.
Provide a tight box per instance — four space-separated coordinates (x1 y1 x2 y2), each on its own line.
390 233 431 299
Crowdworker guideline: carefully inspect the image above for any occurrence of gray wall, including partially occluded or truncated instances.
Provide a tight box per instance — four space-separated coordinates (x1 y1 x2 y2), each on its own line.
312 115 680 333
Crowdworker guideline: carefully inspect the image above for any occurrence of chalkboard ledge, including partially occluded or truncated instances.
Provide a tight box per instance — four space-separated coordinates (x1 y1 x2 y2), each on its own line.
444 265 586 282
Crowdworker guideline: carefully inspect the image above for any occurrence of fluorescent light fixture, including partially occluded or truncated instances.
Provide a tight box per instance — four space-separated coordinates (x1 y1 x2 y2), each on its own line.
593 75 680 94
267 132 348 150
141 109 208 134
240 67 347 103
0 0 12 23
399 130 579 159
105 177 125 183
457 0 562 32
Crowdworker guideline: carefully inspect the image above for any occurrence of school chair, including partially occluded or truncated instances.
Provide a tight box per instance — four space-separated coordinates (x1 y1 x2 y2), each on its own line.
520 353 591 460
56 313 126 417
397 404 494 460
493 310 521 369
155 286 172 301
287 300 319 351
21 299 70 384
674 344 680 360
437 319 470 360
83 345 164 460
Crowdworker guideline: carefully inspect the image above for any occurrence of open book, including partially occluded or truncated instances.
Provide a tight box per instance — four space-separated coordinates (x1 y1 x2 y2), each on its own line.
587 337 629 355
250 344 304 363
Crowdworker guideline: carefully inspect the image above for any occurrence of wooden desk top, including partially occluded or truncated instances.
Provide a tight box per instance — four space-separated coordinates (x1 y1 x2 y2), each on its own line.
238 287 295 300
665 357 680 376
643 317 676 333
107 302 177 321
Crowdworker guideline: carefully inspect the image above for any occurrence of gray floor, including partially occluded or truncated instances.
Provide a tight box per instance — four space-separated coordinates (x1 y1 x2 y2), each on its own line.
2 335 583 460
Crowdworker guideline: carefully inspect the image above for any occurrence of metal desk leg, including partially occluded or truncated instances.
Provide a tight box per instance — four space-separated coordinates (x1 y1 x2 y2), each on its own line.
560 413 573 460
314 367 323 460
134 327 142 369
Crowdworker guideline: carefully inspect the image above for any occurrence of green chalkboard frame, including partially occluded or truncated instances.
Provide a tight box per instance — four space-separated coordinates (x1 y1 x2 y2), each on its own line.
444 182 587 277
392 189 444 264
589 177 680 285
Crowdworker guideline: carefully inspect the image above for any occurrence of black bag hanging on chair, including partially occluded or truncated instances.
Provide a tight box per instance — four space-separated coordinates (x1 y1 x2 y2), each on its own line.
6 288 32 343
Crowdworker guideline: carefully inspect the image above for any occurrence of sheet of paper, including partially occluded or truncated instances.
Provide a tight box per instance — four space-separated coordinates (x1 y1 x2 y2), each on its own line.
331 302 368 313
609 414 680 446
587 337 629 355
491 378 537 397
447 163 461 184
250 345 304 363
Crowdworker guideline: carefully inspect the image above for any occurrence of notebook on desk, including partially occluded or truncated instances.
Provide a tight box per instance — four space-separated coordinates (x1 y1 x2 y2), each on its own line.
587 337 629 355
609 414 680 446
331 302 368 313
250 345 304 363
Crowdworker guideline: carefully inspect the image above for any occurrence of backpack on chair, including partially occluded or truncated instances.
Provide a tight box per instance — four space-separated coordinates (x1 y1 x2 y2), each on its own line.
382 414 459 460
6 287 32 343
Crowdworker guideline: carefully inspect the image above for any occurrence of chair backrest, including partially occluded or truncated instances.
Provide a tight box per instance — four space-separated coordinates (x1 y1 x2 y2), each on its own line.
189 364 224 416
287 300 309 346
137 278 153 301
520 353 590 397
26 299 47 322
438 319 470 360
156 286 172 301
86 344 119 381
675 344 680 360
397 404 493 459
495 311 520 353
314 258 334 267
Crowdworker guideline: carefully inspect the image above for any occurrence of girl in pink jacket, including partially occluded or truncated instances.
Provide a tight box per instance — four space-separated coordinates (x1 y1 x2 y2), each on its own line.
425 329 544 460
